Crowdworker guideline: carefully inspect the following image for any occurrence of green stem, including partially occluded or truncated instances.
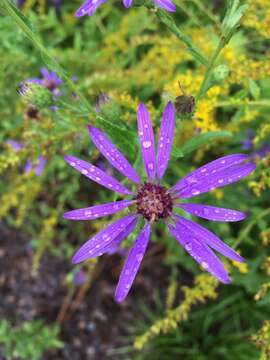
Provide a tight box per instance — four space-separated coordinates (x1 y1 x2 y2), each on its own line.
215 100 270 108
234 208 270 248
190 0 221 28
2 0 91 112
196 39 224 101
156 9 208 67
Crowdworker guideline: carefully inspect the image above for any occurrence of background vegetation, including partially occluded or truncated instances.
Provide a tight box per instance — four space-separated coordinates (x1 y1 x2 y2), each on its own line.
0 0 269 358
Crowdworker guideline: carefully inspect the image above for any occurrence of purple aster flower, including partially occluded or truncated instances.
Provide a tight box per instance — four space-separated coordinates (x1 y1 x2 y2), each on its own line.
76 0 176 17
24 156 47 176
63 101 256 303
6 141 46 176
26 67 62 97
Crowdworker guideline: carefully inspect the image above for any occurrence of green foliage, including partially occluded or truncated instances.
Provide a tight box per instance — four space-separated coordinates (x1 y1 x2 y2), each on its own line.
0 320 63 360
0 0 270 358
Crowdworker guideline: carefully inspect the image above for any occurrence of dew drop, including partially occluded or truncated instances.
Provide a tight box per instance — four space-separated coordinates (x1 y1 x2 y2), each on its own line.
82 168 88 175
148 163 154 170
185 243 192 251
191 189 200 196
142 141 152 149
201 261 209 269
84 210 92 216
218 179 224 184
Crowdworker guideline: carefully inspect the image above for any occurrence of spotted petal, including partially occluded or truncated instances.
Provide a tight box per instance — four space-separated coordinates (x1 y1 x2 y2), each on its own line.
172 154 255 198
154 0 176 12
168 222 230 283
157 101 175 180
173 154 249 193
174 215 244 262
88 126 140 184
63 200 133 220
137 103 156 181
122 0 133 7
115 223 151 302
75 0 106 17
72 214 137 264
178 204 246 222
64 155 132 195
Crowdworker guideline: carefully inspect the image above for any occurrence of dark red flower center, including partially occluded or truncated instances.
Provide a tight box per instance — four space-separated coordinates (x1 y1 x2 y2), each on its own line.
135 182 173 222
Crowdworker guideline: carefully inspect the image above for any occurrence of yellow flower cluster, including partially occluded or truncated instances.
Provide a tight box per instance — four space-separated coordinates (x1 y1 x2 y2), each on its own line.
232 261 249 274
134 274 218 350
251 320 270 360
165 279 177 311
0 176 42 228
261 230 270 247
32 212 59 273
243 0 270 38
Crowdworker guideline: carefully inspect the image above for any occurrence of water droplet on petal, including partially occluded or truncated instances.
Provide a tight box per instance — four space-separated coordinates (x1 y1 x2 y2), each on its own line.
201 261 209 269
185 243 192 251
82 168 88 175
142 141 152 149
191 189 200 196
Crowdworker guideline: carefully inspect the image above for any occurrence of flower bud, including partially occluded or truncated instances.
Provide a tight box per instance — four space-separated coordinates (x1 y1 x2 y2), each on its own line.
19 82 54 109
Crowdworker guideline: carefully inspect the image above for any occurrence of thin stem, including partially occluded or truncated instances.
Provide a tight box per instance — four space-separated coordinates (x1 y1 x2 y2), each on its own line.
190 0 221 29
3 0 91 112
215 100 270 108
196 39 224 101
234 208 270 248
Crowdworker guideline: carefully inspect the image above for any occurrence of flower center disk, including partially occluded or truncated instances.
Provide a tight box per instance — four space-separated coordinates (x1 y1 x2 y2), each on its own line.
135 183 173 222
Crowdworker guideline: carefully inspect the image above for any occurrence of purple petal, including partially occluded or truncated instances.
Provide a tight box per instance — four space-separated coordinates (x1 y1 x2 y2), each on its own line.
6 140 24 152
154 0 176 12
35 156 46 176
137 103 156 181
122 0 133 7
24 160 33 174
178 204 246 222
168 222 230 283
106 217 138 255
40 67 50 79
72 214 137 264
64 155 132 195
157 101 175 180
63 199 133 220
172 154 255 198
173 154 249 193
173 215 244 262
75 0 106 16
115 223 151 303
88 126 140 184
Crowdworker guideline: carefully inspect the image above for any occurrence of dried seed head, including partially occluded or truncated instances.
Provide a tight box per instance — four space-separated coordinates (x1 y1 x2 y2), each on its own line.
135 182 173 222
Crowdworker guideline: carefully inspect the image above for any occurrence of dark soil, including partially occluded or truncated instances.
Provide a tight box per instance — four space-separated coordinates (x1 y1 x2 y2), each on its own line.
0 222 169 360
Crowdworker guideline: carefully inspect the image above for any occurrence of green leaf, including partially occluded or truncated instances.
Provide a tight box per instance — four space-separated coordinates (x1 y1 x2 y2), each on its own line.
95 115 137 158
171 145 184 159
156 9 208 66
3 0 35 33
249 79 261 100
177 131 233 156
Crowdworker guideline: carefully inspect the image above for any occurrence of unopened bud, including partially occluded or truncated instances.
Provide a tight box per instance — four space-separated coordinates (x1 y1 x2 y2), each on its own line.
19 82 54 109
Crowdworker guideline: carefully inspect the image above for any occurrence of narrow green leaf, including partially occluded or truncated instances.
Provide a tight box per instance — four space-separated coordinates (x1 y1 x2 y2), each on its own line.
156 9 208 66
171 145 184 159
178 131 233 156
95 115 137 158
249 79 261 100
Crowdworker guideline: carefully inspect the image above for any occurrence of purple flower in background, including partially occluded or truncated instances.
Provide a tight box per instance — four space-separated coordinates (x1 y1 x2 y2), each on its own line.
27 67 62 97
76 0 176 17
6 141 46 176
241 129 270 160
64 101 256 302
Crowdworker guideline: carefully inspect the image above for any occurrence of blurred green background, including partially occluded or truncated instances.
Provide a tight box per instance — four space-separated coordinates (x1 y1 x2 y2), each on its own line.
0 0 270 359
